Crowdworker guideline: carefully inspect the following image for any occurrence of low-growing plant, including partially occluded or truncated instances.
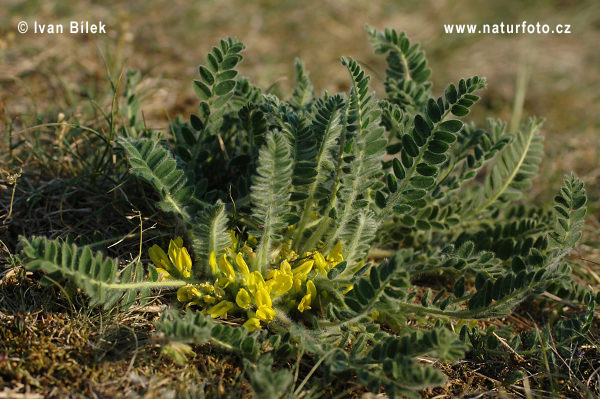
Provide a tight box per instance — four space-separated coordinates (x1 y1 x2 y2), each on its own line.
18 26 597 398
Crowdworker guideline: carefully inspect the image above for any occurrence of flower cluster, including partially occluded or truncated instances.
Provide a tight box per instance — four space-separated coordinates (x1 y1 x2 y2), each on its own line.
148 234 345 331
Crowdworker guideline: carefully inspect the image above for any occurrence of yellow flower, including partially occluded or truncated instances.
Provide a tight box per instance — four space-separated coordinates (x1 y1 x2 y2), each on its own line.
298 280 317 313
227 230 239 251
327 242 344 263
215 276 232 289
203 295 216 304
343 284 354 294
247 271 266 295
218 254 236 282
149 244 173 280
243 317 261 332
254 283 276 322
280 260 292 275
241 245 254 256
199 282 214 293
168 238 192 278
268 271 293 297
236 288 251 309
298 295 311 312
292 260 314 281
149 237 192 280
254 283 272 308
313 252 328 274
209 251 217 275
247 235 258 245
307 280 317 298
207 300 234 318
235 253 250 278
149 244 170 269
256 306 276 322
177 285 201 303
287 250 298 261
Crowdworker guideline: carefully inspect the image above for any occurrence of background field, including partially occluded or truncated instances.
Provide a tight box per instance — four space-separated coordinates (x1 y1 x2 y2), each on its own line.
1 0 600 398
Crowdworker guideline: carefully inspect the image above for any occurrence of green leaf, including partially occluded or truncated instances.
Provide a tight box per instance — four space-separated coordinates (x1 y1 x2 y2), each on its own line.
20 236 170 310
392 158 405 179
402 134 419 157
290 58 315 111
199 65 214 85
118 137 192 220
193 80 211 100
215 80 236 96
411 176 435 189
192 201 231 277
438 120 463 133
451 104 469 117
251 132 294 274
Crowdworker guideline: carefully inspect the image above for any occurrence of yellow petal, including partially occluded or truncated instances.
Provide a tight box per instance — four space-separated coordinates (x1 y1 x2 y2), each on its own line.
168 239 191 278
173 236 184 248
209 251 217 275
177 285 201 303
306 280 317 299
149 245 170 270
287 250 298 261
270 273 293 297
266 269 278 280
298 294 311 313
293 278 302 291
216 277 231 289
254 283 272 308
180 247 192 278
236 288 251 309
199 282 215 292
207 300 234 318
218 254 236 281
256 305 276 322
343 284 354 294
327 242 344 263
243 317 261 332
154 267 173 281
280 260 292 275
292 260 314 280
313 252 327 271
235 253 250 277
247 271 265 295
228 230 238 250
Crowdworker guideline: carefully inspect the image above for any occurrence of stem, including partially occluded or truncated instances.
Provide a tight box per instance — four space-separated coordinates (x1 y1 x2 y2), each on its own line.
293 349 336 396
105 280 188 290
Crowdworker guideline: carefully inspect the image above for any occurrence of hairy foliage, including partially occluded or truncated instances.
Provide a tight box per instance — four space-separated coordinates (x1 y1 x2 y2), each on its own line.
367 25 432 113
289 58 315 113
321 57 386 262
19 236 175 310
118 137 194 220
19 26 596 399
191 201 231 277
251 132 294 273
465 118 544 218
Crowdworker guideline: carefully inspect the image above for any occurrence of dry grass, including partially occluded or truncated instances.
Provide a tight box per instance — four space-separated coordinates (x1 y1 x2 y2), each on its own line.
1 0 600 397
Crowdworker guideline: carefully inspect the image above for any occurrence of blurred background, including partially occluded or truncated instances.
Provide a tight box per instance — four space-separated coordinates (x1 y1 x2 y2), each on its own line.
1 0 599 203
